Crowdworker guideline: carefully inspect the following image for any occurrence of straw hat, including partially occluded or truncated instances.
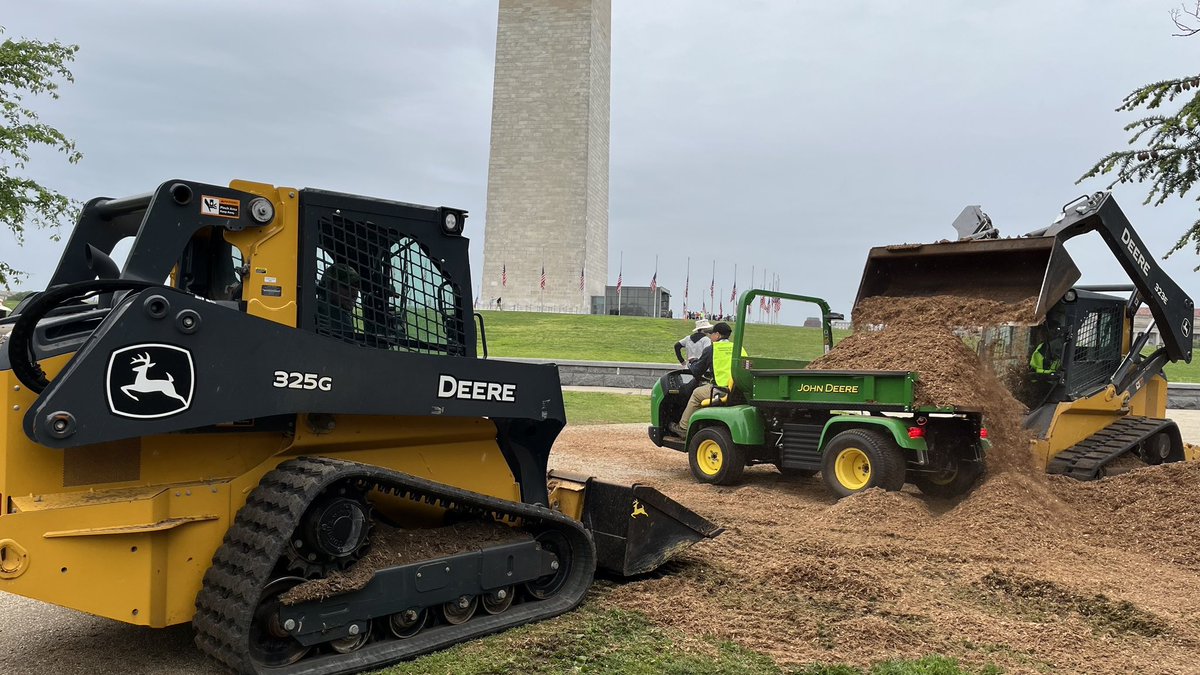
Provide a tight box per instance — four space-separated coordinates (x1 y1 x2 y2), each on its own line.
694 318 713 332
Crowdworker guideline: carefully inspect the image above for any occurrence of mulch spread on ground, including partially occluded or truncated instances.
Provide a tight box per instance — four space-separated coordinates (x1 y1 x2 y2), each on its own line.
548 424 1200 675
541 291 1200 674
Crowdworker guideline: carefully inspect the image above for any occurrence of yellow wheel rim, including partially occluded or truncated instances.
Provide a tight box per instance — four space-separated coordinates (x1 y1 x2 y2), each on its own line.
696 439 724 476
833 447 871 491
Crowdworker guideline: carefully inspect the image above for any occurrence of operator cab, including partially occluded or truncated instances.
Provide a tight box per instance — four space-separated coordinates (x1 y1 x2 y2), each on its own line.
979 287 1128 422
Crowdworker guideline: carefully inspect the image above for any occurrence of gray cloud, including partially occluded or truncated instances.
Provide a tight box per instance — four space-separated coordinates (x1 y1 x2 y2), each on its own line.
5 1 1198 317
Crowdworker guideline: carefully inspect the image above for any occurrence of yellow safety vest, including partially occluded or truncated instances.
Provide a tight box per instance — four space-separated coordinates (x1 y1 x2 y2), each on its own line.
1030 343 1060 374
712 340 745 389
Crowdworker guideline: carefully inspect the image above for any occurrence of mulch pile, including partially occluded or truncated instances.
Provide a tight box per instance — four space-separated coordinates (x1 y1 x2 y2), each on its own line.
807 293 1037 473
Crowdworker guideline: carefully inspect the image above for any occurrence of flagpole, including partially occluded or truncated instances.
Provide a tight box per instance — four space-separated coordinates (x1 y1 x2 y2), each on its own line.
764 268 769 323
749 264 755 322
709 260 715 320
776 274 782 324
653 255 659 318
617 251 623 317
684 256 690 319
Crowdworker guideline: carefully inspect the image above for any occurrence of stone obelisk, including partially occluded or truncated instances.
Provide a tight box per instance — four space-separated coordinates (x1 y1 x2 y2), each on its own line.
481 0 611 313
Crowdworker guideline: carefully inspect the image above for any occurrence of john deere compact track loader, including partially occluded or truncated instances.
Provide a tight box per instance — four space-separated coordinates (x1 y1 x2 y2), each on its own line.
857 192 1198 478
0 179 719 674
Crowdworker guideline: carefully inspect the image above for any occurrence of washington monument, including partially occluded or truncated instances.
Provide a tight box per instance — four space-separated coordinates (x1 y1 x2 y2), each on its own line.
481 0 611 313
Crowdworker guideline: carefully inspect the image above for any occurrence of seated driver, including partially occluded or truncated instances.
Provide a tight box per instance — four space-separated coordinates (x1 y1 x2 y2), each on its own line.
1030 319 1064 375
671 321 738 436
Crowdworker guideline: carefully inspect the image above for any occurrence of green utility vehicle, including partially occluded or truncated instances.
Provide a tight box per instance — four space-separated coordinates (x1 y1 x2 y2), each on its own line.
648 291 986 498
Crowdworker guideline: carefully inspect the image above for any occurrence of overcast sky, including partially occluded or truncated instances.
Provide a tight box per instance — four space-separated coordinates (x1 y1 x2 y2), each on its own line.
5 0 1200 318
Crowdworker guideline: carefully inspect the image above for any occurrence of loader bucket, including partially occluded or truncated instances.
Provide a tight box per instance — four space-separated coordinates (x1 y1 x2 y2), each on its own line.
854 237 1081 322
548 471 723 576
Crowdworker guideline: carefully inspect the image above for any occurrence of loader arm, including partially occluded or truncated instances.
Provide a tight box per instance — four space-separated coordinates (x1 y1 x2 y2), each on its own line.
1032 192 1194 365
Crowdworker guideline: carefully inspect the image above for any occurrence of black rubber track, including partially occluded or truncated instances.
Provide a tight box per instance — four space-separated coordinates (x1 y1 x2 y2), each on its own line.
193 457 596 675
1046 416 1178 480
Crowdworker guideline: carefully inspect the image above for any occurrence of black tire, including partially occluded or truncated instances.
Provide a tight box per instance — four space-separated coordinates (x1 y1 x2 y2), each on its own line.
820 428 906 498
1140 432 1173 465
913 460 984 499
687 426 746 486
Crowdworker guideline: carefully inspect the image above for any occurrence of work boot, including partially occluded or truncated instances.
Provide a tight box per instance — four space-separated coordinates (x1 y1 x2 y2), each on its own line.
667 422 686 438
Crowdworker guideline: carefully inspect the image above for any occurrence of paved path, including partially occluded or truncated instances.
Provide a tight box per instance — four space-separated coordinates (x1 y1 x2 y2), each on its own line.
0 593 219 675
1169 409 1200 444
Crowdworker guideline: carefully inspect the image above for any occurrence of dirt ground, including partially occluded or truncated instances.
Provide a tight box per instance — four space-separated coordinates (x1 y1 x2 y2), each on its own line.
548 423 1200 675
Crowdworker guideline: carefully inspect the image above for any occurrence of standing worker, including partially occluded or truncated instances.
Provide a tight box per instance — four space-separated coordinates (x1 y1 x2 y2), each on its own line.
675 318 713 366
671 321 739 436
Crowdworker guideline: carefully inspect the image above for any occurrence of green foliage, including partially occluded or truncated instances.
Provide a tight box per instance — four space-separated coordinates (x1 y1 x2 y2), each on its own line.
0 26 81 287
1079 68 1200 264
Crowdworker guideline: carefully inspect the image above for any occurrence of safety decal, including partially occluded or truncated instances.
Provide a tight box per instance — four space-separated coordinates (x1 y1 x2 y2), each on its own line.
200 195 240 219
106 344 195 419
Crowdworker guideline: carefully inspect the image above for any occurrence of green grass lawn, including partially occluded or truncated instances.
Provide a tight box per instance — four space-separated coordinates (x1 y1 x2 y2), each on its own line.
563 391 649 425
477 310 1200 383
477 310 849 364
1160 356 1200 383
375 605 998 675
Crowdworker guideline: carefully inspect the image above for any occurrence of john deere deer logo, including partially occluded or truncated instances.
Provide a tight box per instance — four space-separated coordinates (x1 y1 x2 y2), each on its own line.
106 344 194 419
122 352 188 404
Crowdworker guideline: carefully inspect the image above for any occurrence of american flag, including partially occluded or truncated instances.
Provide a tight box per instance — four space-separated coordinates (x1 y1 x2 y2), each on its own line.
719 299 724 316
540 265 546 290
760 295 767 312
502 263 507 288
649 272 657 294
616 271 623 294
730 283 736 303
773 296 782 313
579 268 585 292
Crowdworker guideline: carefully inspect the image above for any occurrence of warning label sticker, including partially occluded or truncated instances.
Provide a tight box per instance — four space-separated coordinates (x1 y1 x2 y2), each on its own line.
200 195 240 219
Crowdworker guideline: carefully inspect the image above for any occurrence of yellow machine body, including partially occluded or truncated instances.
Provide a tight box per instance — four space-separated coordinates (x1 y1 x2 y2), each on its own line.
0 178 719 660
2 364 518 627
0 180 522 626
1028 375 1169 469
